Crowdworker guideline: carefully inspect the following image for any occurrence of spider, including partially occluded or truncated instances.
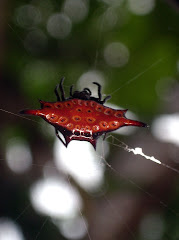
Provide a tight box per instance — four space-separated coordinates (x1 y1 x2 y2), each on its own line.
67 80 111 104
20 77 148 149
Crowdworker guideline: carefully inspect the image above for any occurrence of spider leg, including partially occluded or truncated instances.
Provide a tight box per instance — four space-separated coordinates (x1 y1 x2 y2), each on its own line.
83 88 92 95
101 95 111 104
59 77 66 101
103 132 107 140
70 85 74 97
93 82 102 101
55 129 67 147
54 84 61 101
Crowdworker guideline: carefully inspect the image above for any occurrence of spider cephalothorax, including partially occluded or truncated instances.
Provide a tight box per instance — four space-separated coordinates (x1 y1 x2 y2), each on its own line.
20 77 148 149
56 77 111 103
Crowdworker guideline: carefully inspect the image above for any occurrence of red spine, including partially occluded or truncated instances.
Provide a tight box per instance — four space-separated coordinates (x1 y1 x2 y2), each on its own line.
19 109 39 116
124 119 148 128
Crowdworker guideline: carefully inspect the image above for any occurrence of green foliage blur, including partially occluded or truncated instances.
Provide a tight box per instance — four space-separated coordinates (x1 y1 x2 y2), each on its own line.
6 0 179 116
1 1 179 240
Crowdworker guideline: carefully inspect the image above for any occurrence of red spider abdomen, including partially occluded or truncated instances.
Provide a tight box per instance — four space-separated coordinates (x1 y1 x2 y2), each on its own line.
22 99 147 136
20 78 148 149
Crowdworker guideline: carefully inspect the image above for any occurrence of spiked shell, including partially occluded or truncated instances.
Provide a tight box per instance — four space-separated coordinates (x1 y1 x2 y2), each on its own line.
20 78 148 149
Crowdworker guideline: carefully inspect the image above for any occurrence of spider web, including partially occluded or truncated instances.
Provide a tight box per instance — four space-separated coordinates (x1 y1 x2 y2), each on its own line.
0 1 179 240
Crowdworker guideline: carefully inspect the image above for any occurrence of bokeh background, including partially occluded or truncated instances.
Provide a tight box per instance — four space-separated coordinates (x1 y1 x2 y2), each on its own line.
0 0 179 239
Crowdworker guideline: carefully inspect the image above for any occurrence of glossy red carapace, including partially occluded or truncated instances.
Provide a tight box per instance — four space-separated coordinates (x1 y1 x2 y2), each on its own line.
20 77 147 149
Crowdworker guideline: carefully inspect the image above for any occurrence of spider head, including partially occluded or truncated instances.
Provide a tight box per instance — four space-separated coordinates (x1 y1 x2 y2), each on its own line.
72 88 91 100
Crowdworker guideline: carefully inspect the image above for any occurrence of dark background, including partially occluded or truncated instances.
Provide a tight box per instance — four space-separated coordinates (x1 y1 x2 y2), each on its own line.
0 0 179 239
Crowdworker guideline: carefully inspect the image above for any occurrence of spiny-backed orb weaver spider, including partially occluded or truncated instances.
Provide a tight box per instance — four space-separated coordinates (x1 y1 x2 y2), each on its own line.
20 77 148 149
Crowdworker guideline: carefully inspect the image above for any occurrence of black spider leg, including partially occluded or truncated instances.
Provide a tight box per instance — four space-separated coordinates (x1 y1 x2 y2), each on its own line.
93 82 102 101
93 82 111 103
55 129 67 147
83 88 92 95
103 132 107 140
101 95 111 104
54 84 61 101
70 85 74 97
59 77 66 101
